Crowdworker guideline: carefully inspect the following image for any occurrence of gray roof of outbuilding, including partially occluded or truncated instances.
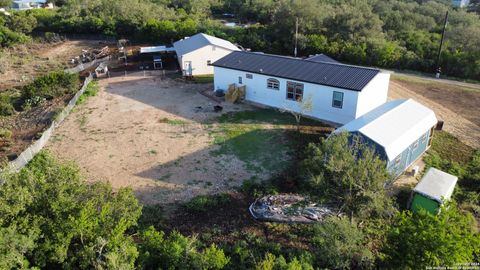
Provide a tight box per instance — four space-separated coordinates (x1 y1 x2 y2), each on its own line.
305 54 339 64
211 51 379 91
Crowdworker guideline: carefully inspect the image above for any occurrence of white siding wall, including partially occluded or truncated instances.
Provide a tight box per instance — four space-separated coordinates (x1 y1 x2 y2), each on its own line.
180 46 236 76
355 73 390 118
214 67 363 125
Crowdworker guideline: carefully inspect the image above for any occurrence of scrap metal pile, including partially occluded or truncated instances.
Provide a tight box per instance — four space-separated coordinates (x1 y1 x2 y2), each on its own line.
249 194 334 224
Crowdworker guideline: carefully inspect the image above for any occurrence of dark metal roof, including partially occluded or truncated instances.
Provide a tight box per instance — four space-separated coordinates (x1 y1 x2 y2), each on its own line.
305 54 339 64
212 51 380 91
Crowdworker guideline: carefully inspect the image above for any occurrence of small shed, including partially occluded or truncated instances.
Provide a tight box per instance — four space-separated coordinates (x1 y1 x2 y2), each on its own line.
336 99 437 176
410 168 458 214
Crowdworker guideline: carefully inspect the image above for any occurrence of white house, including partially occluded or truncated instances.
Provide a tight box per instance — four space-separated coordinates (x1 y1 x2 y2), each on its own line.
11 0 49 10
336 99 438 176
452 0 470 7
173 33 240 76
211 51 390 125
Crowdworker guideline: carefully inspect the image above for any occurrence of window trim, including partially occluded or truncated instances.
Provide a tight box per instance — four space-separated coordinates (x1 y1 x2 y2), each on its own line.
286 81 304 102
394 155 402 166
332 91 344 109
266 78 280 90
412 139 419 150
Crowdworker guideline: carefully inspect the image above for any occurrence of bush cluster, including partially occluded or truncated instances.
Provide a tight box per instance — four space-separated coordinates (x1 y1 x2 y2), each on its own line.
21 71 79 102
184 193 230 213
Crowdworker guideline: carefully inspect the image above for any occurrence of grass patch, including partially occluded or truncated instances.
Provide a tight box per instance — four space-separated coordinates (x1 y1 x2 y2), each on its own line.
211 109 328 173
211 123 292 172
158 117 188 125
184 193 231 213
192 75 214 83
391 74 480 93
77 81 99 105
428 131 474 165
217 108 318 126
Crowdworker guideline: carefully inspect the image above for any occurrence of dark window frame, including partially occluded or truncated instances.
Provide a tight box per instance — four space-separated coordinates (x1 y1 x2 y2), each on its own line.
238 76 242 84
267 78 280 90
332 91 344 108
246 73 253 79
286 81 304 102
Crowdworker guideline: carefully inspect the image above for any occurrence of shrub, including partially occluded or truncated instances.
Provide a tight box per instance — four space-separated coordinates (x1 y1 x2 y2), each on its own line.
384 203 480 269
138 226 230 270
202 244 230 270
184 193 230 213
0 94 15 116
21 71 79 102
312 216 374 269
0 128 12 141
0 151 142 269
76 81 99 105
256 253 314 270
301 132 395 218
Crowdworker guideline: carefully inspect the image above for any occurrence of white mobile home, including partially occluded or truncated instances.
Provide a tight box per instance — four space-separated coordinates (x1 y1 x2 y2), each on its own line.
173 33 240 76
212 51 390 125
337 99 438 176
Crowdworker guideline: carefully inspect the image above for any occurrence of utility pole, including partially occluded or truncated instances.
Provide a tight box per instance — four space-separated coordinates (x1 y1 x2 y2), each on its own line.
294 17 298 57
436 10 449 79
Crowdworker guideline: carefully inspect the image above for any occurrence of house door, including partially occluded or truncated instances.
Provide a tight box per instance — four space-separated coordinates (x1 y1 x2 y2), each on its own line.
183 61 192 76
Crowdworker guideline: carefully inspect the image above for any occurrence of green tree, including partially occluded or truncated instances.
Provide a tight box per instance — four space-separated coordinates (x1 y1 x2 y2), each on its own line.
312 216 374 269
6 13 38 34
0 151 142 269
301 132 395 218
256 253 314 270
0 0 11 8
138 226 230 269
384 204 480 269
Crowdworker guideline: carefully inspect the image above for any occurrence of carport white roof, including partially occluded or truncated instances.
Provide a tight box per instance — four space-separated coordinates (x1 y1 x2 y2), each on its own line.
337 99 437 160
414 167 458 203
173 33 239 56
140 46 175 54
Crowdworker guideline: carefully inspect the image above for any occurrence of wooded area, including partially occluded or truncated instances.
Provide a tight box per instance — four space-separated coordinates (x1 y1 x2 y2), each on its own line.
1 0 480 80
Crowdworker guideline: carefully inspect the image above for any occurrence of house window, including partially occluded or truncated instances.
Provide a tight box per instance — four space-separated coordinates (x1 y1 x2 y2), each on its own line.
238 76 242 84
246 73 253 79
267 78 280 90
207 60 211 65
394 156 402 167
332 91 344 108
412 139 419 150
421 133 428 142
286 81 304 102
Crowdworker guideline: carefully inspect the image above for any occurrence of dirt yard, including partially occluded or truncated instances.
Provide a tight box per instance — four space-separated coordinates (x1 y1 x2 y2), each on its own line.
389 76 480 149
0 39 107 91
46 75 313 206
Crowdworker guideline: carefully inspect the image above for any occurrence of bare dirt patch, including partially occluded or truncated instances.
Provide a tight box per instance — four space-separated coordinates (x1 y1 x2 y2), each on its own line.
46 75 297 205
389 78 480 149
0 40 105 91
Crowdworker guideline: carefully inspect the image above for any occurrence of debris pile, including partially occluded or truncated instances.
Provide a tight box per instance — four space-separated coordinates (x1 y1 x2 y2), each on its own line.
225 83 245 103
249 194 334 224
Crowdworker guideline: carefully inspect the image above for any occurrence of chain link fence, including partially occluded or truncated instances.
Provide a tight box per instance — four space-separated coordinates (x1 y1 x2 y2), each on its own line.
5 73 93 173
